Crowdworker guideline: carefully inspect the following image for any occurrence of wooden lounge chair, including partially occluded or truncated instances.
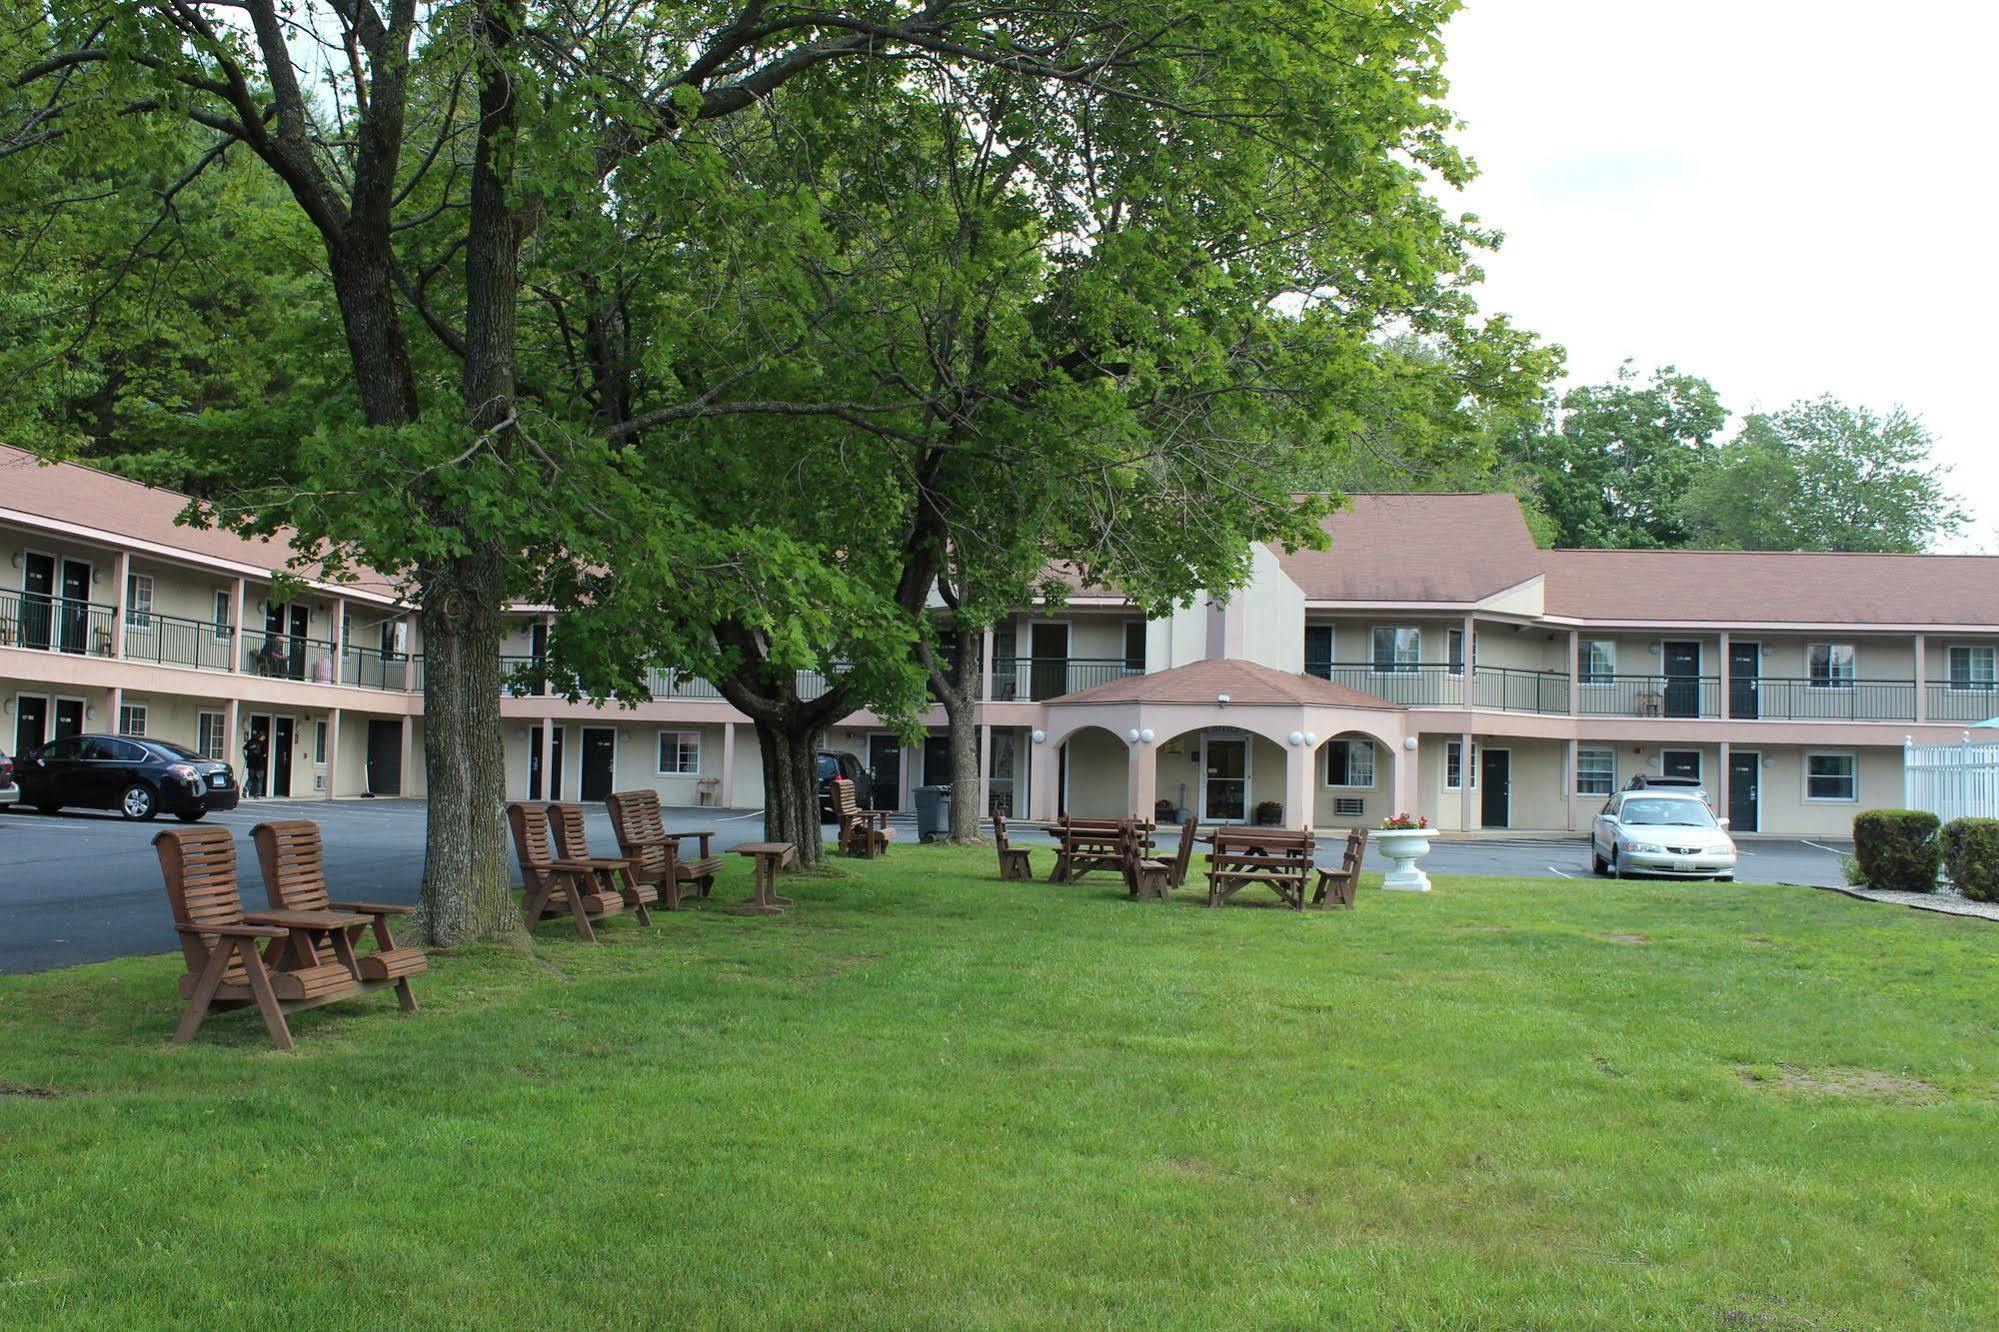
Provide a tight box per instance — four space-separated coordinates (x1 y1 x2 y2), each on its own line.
154 825 380 1050
605 789 721 908
832 777 890 858
993 811 1033 881
1166 816 1199 889
1312 828 1368 909
546 802 661 918
507 801 630 940
1206 827 1317 910
249 819 427 1009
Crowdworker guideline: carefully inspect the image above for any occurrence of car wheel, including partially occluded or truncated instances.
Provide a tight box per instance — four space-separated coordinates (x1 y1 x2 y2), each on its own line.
1715 874 1734 883
1592 848 1608 876
1608 849 1623 880
175 810 206 823
118 783 159 822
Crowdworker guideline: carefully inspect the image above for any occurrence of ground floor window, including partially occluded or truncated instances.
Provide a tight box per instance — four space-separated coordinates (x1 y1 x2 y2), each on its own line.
1445 739 1478 790
197 711 226 760
117 704 147 737
1806 751 1858 801
313 720 328 765
1324 738 1375 788
657 730 701 775
1576 748 1614 795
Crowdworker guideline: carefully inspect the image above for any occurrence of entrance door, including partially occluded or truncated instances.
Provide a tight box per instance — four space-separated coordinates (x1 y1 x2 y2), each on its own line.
1728 750 1760 832
1203 736 1248 822
1481 749 1511 829
1029 623 1070 700
1662 641 1702 718
366 719 403 796
867 733 902 811
922 735 952 788
53 697 84 739
13 694 48 755
524 725 569 800
1729 642 1760 719
580 726 615 801
58 558 92 655
20 552 53 649
270 717 295 798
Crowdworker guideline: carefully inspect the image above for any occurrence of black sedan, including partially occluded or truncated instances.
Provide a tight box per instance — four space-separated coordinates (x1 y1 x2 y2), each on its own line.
16 734 240 822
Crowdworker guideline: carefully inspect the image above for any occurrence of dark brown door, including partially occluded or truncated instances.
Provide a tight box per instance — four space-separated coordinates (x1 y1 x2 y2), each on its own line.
14 694 48 754
53 697 84 739
58 559 91 655
366 720 403 796
1480 749 1511 829
580 727 615 802
20 553 53 649
1663 641 1702 718
1030 623 1069 700
271 717 294 797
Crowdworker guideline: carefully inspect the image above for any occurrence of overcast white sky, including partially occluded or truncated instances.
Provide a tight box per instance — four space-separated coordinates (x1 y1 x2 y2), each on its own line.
1442 0 1997 551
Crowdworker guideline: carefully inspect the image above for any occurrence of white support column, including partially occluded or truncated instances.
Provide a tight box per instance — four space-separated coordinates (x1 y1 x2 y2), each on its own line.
108 685 123 735
400 715 415 800
1393 735 1421 822
720 721 737 807
540 713 555 801
1029 733 1059 820
1462 613 1476 706
1565 737 1580 832
1914 634 1928 723
1460 730 1475 830
231 576 248 673
1567 629 1580 717
1127 735 1157 823
1717 738 1731 828
332 597 348 684
224 703 241 784
1285 741 1316 832
111 552 130 658
325 708 342 800
979 626 995 703
977 723 992 823
1717 630 1731 719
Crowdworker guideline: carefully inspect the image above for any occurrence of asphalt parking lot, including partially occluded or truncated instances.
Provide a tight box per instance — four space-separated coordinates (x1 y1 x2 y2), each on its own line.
0 801 1853 974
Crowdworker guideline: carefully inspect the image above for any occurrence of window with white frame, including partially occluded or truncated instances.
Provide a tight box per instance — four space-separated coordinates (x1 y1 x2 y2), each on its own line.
197 711 226 760
117 703 147 737
1324 738 1375 788
212 590 232 641
313 720 328 765
1576 748 1615 796
1579 639 1616 684
1948 645 1997 691
1372 626 1421 674
1806 752 1858 801
1445 739 1478 790
124 572 154 630
657 730 701 775
1808 642 1856 688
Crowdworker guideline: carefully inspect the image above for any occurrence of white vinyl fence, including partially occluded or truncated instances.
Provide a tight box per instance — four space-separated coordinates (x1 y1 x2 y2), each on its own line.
1904 738 1999 822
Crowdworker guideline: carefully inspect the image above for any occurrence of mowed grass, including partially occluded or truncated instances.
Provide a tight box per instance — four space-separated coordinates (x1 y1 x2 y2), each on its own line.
3 848 1997 1329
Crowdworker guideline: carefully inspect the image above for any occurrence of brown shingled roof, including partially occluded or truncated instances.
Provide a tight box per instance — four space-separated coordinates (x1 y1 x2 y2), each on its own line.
1275 494 1544 604
1541 548 1999 625
1047 658 1403 710
0 444 401 599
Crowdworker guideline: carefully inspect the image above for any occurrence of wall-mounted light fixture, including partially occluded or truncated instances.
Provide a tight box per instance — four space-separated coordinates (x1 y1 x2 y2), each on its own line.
1030 729 1046 744
1303 732 1317 748
1126 728 1141 743
1216 693 1231 707
1138 728 1155 744
1288 730 1305 746
1403 737 1418 752
8 553 19 569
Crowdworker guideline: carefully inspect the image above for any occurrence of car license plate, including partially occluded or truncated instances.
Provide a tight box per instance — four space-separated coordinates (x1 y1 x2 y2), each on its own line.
209 774 228 788
1673 860 1696 873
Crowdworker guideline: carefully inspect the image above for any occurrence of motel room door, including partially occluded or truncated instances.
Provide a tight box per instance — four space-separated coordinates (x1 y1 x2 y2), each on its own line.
580 727 616 802
1728 751 1761 833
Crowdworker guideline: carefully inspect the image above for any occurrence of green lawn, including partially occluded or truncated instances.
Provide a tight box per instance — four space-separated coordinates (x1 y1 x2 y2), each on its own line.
3 848 1996 1329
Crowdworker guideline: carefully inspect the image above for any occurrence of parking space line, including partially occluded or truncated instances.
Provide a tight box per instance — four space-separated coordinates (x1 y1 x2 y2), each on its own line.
1546 865 1574 879
1801 840 1847 856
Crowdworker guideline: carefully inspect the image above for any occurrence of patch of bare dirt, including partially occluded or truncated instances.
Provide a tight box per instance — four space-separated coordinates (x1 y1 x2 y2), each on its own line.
1736 1064 1938 1103
0 1082 61 1099
1597 932 1648 945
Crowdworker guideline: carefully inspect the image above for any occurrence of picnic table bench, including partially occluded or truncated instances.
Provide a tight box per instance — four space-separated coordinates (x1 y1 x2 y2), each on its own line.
1050 816 1151 886
1205 827 1317 910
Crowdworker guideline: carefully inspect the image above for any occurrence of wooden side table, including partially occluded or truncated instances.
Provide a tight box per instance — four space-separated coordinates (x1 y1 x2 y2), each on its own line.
730 842 796 915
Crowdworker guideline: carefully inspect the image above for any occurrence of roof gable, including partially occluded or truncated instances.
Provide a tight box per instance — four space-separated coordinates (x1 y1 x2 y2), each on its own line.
1276 494 1545 605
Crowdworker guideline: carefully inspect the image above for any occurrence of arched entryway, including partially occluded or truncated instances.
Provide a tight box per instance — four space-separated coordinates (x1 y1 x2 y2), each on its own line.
1054 725 1130 818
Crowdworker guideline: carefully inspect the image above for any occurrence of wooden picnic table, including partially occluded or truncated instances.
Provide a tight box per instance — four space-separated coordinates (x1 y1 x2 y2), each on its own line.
730 841 796 916
1205 827 1316 910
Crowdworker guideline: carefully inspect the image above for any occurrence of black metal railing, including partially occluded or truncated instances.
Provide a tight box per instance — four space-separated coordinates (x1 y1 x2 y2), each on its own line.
244 633 339 681
1303 661 1570 714
1925 682 1999 724
1574 673 1722 719
1734 677 1915 722
1472 666 1571 714
346 645 420 691
990 656 1140 701
115 609 235 671
0 588 117 656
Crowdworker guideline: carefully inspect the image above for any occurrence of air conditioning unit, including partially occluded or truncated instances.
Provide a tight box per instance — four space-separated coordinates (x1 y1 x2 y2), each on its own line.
312 774 326 792
1334 797 1364 818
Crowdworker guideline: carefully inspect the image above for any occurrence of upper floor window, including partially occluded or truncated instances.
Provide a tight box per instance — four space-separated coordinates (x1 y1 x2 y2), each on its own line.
1808 643 1856 688
124 573 153 630
1324 738 1375 788
1372 626 1420 674
1304 625 1334 674
1447 628 1467 677
1948 645 1996 691
212 590 232 641
1578 639 1616 684
381 619 408 662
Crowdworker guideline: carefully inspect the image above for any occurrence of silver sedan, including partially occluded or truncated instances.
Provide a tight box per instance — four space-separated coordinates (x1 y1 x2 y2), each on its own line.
1591 790 1738 880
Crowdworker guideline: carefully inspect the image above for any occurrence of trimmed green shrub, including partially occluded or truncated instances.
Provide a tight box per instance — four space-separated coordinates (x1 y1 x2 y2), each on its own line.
1940 818 1999 903
1851 810 1941 893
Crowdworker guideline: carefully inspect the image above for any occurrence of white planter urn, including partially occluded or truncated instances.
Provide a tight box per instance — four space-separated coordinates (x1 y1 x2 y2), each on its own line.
1375 828 1433 892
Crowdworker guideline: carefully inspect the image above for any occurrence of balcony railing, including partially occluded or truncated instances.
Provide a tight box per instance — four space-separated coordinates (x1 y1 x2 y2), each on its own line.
244 633 339 682
990 656 1140 701
1924 682 1999 724
1305 661 1570 714
1575 674 1722 719
1734 677 1915 722
0 588 117 656
345 645 420 691
119 609 236 672
1471 666 1571 715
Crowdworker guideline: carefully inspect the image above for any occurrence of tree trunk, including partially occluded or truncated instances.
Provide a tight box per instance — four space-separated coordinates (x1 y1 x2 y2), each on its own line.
415 543 519 944
752 713 828 869
945 691 981 841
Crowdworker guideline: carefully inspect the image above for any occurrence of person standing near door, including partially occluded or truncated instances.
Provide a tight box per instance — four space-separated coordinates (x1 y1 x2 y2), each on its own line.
243 730 268 798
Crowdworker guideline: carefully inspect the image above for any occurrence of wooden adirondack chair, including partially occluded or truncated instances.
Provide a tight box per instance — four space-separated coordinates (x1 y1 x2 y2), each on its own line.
507 802 629 940
546 802 660 919
832 777 890 858
154 825 375 1050
1312 828 1369 909
1166 816 1200 889
993 811 1032 881
249 820 427 1009
605 789 720 908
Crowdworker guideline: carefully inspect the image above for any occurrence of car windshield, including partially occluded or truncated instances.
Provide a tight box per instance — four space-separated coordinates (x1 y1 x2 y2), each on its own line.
1620 798 1716 828
147 740 207 761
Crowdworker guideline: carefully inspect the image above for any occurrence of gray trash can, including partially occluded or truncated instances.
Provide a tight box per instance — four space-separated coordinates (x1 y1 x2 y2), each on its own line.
914 784 952 842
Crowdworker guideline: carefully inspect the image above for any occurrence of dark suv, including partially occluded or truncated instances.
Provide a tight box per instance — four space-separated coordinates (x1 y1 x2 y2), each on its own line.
816 751 874 819
17 734 239 821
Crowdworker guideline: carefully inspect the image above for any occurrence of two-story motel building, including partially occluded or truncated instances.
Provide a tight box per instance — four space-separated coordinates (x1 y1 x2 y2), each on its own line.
6 446 1997 836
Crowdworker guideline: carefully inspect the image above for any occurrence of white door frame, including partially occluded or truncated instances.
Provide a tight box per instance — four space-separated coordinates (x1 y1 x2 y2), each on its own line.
247 711 296 797
1200 733 1251 823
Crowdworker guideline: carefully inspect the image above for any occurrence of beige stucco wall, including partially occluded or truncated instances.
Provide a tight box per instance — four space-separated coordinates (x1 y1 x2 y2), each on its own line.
1061 726 1128 817
1236 545 1307 673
